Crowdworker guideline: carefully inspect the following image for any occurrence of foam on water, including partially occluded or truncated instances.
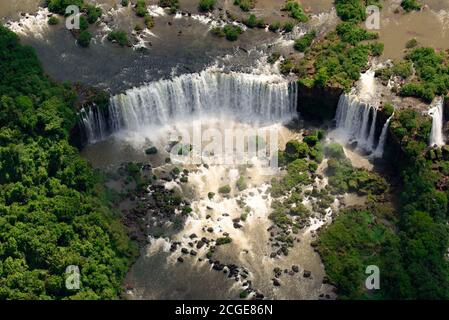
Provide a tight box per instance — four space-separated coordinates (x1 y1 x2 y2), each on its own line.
6 7 50 40
429 97 445 147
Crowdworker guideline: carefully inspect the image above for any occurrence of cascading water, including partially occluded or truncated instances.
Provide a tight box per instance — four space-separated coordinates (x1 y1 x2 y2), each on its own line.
80 69 298 143
429 98 445 147
333 93 379 152
332 69 391 157
373 114 393 158
79 106 108 143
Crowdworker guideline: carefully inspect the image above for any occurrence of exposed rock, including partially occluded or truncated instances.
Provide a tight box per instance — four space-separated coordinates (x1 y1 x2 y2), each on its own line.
233 222 242 229
196 241 205 249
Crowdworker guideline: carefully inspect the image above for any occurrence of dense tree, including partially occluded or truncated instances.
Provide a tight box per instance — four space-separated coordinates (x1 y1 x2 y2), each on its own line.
0 25 136 299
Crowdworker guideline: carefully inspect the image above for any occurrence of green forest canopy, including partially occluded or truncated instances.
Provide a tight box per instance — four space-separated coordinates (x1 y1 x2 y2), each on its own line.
0 25 136 299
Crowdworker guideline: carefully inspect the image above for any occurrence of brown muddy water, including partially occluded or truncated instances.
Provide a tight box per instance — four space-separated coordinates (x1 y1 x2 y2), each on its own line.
83 119 337 300
1 1 280 92
377 0 449 59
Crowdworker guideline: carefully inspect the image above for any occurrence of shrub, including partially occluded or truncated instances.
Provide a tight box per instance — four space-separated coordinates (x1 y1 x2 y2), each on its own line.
77 30 92 47
303 135 318 146
324 143 345 160
48 16 59 25
370 42 384 56
294 30 316 52
211 26 225 37
159 0 179 13
243 14 265 28
199 0 216 12
399 47 449 102
79 15 89 31
145 146 158 155
223 24 243 41
334 0 366 23
400 83 435 102
282 0 308 22
236 176 247 191
401 0 422 12
218 185 231 194
47 0 84 15
285 140 309 161
406 38 418 48
392 60 413 78
336 22 378 45
85 4 102 24
280 58 294 75
135 0 148 17
216 236 233 245
121 0 129 6
234 0 255 12
107 30 130 46
282 22 294 33
383 103 394 118
144 14 154 28
268 21 281 32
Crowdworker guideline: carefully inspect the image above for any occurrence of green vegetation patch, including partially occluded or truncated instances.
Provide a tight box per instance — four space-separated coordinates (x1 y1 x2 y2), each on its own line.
159 0 179 14
375 60 413 82
281 0 308 23
297 28 381 90
48 16 59 25
324 143 388 195
243 14 265 29
234 0 256 12
399 47 449 102
294 30 316 52
216 236 232 245
318 207 401 299
77 30 92 47
199 0 216 12
107 30 131 47
0 26 136 299
211 24 243 41
401 0 422 12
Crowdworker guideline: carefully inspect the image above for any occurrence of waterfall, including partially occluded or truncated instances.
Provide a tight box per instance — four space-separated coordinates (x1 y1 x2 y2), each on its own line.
373 114 393 158
332 68 393 158
79 106 108 143
333 94 379 152
81 70 298 142
429 98 445 147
